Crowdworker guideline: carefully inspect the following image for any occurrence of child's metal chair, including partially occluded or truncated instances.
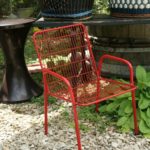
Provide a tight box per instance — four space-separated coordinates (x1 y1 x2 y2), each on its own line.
33 23 139 150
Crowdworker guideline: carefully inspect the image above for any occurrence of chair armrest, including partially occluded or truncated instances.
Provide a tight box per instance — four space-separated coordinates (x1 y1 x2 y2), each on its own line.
97 54 134 85
42 69 75 103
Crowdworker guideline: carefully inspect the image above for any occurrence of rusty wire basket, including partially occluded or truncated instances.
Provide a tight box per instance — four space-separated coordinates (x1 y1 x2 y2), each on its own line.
39 0 94 19
109 0 150 17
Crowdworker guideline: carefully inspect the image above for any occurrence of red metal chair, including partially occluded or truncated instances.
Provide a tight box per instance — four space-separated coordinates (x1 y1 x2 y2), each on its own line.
33 23 139 150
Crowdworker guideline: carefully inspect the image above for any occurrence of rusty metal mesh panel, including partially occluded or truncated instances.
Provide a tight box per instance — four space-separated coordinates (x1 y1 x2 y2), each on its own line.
33 24 134 105
34 24 98 102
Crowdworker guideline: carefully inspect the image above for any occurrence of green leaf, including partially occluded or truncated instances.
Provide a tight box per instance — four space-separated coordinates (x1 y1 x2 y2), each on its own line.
99 105 107 113
147 72 150 81
121 123 131 133
128 96 132 101
124 101 132 114
143 134 150 138
139 109 150 129
139 120 150 134
137 109 141 120
117 79 129 84
146 108 150 118
140 110 147 121
48 97 57 104
138 95 150 110
136 66 147 83
117 116 128 126
115 92 131 100
106 100 120 112
145 119 150 128
144 82 150 87
138 99 150 109
118 108 125 116
145 91 150 99
137 82 146 90
118 101 127 116
129 115 134 129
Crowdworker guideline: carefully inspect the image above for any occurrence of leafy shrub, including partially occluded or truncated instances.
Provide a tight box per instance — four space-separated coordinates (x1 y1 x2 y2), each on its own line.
93 0 109 14
99 66 150 137
0 0 10 17
12 0 37 8
11 0 40 17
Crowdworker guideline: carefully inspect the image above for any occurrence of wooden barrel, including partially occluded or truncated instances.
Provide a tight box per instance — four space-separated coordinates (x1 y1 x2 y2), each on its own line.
89 24 150 77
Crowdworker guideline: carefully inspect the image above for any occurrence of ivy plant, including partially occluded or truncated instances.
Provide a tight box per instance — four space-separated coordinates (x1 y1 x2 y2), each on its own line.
99 66 150 137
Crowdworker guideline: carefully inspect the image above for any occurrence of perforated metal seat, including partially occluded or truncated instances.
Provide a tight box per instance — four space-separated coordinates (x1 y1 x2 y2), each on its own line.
33 23 139 150
47 77 136 105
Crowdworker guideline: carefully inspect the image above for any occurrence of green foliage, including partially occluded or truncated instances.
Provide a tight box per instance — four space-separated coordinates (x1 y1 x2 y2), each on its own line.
0 0 10 17
79 106 101 123
31 95 57 106
138 95 150 110
99 66 150 136
11 0 40 17
79 123 90 132
12 0 37 8
31 96 43 105
48 96 57 104
136 66 150 89
31 72 42 85
117 116 128 126
136 66 147 83
25 35 39 64
78 105 117 133
93 0 109 14
139 120 150 134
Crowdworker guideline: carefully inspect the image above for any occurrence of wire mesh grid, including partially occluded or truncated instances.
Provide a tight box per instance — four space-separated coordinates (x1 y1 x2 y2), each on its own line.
33 24 136 106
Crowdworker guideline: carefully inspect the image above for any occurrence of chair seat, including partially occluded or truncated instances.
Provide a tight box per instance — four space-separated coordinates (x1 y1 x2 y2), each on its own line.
48 77 136 106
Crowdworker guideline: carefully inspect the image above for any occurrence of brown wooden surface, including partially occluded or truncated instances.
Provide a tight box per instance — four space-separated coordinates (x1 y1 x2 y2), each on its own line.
34 14 150 27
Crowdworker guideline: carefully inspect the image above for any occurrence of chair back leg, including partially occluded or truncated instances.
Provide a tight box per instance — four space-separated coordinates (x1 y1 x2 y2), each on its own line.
44 80 48 135
131 90 139 135
44 92 48 135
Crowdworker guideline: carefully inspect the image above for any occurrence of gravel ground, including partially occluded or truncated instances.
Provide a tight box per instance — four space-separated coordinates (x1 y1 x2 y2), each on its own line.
0 101 150 150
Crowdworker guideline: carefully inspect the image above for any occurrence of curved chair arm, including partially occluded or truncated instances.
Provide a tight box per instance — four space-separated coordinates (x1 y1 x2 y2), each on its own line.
97 54 135 85
42 69 76 104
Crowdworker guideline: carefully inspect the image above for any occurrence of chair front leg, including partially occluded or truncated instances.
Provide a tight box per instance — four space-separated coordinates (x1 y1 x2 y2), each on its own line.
44 90 48 135
131 90 139 135
72 104 82 150
43 76 49 135
95 103 99 113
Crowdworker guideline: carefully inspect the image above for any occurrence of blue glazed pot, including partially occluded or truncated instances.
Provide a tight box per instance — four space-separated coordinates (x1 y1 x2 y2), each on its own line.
109 0 150 17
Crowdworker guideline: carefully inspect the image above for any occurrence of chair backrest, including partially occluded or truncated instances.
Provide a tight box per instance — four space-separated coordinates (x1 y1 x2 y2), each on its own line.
33 24 97 88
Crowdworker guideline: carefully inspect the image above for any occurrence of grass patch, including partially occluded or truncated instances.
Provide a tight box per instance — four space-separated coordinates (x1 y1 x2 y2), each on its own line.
31 95 57 106
60 105 117 133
